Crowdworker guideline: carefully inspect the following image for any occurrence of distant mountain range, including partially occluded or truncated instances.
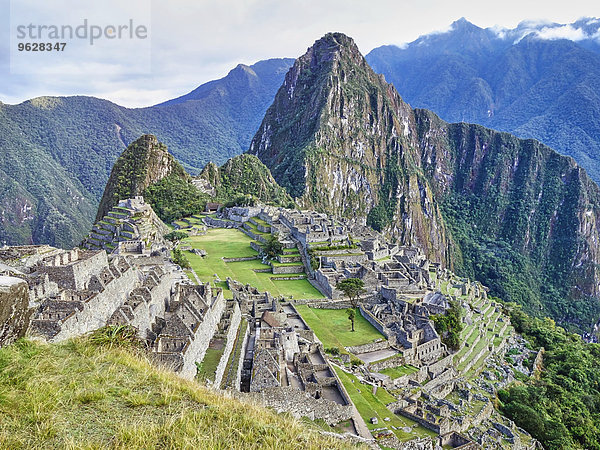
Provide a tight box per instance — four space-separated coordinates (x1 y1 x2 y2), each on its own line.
0 58 293 247
366 17 600 180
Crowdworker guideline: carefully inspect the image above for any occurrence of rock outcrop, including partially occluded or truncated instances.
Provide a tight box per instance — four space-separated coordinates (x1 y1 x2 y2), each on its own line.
0 276 31 347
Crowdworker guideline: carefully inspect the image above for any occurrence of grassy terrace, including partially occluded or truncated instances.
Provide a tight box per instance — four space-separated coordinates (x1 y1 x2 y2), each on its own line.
195 347 223 383
270 260 304 267
334 367 437 441
295 306 383 349
244 222 271 237
379 365 419 379
250 217 270 227
183 228 323 300
0 333 351 449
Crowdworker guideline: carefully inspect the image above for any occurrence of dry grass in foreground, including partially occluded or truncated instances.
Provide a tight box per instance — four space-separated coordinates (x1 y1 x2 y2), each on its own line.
0 327 358 449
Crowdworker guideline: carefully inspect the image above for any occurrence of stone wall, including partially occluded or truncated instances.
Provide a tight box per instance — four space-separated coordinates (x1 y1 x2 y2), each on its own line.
359 305 393 340
128 270 173 337
270 276 306 281
313 271 338 298
396 408 445 434
0 276 31 347
379 437 435 450
309 299 352 309
369 355 405 372
245 386 354 425
271 264 304 274
178 293 226 379
50 266 139 342
322 254 367 265
214 302 242 387
222 256 257 263
234 322 251 391
204 217 239 228
188 294 227 379
427 354 453 378
40 251 108 291
345 339 389 355
241 228 268 244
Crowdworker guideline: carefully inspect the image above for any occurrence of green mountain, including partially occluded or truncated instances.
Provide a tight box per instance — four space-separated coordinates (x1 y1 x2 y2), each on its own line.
199 154 293 207
96 134 191 221
249 33 450 264
94 137 292 229
0 58 293 247
365 18 600 182
249 32 600 332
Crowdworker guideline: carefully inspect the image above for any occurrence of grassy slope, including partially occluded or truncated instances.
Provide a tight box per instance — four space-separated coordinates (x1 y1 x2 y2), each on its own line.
294 306 383 348
333 367 437 441
0 336 352 449
184 229 323 300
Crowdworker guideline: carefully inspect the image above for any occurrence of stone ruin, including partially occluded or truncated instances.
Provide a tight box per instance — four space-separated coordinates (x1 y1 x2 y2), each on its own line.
0 243 226 381
82 197 170 256
227 279 370 438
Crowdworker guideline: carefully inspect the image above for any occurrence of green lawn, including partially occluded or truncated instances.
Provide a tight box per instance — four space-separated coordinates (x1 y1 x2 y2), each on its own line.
334 367 437 441
183 229 323 300
196 347 224 383
379 365 419 379
295 306 384 349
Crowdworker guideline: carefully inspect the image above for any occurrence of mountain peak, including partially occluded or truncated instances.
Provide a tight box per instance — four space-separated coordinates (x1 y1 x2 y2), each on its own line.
306 32 360 61
95 135 187 221
449 17 483 33
231 63 257 77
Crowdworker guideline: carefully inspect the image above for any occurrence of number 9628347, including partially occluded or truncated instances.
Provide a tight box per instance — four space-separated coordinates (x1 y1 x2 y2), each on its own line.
18 42 66 51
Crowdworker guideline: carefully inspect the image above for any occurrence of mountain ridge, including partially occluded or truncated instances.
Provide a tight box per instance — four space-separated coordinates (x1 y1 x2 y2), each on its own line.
366 18 600 183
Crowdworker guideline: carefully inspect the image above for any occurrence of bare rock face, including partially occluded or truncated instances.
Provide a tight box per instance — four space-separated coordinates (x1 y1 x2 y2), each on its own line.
0 276 31 347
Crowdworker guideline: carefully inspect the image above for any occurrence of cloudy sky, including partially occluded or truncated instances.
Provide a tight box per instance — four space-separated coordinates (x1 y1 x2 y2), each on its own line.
0 0 597 107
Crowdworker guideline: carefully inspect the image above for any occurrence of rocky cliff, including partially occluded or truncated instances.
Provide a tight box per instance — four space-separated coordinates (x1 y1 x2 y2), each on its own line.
416 109 600 328
249 32 600 330
96 135 190 221
248 33 449 264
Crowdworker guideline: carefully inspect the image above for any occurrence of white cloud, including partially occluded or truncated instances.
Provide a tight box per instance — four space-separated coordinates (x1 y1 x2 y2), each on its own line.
536 24 587 41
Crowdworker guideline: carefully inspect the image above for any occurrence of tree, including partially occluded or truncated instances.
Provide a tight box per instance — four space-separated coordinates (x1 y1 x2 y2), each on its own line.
337 278 365 307
164 230 188 242
264 233 283 258
172 248 191 269
431 300 463 351
346 308 356 332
